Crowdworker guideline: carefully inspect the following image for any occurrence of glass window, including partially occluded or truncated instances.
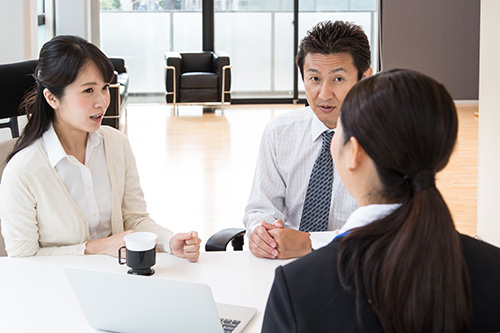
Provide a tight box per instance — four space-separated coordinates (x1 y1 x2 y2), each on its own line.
100 0 201 93
215 1 294 99
100 0 377 98
216 0 377 99
38 0 47 52
298 13 376 97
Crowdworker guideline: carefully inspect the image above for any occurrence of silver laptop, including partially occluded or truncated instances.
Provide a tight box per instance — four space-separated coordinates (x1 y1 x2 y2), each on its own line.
65 267 257 333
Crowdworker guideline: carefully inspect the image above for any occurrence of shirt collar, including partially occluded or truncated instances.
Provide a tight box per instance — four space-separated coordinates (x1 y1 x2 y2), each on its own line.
42 123 103 168
310 107 335 143
42 123 67 168
87 128 103 150
338 203 402 234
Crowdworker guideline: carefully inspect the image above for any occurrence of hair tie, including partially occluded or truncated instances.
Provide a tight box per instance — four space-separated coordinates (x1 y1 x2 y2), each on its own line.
408 170 435 193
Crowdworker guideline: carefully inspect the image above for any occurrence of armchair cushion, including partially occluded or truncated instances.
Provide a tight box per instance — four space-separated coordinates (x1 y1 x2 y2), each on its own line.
180 89 218 103
180 72 218 89
181 52 214 73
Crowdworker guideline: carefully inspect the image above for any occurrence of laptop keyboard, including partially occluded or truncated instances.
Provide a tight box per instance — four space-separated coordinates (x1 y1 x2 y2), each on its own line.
220 318 241 332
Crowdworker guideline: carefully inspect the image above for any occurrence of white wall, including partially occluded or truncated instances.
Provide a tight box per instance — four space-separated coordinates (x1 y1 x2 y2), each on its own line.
477 0 500 247
54 0 100 46
0 0 38 63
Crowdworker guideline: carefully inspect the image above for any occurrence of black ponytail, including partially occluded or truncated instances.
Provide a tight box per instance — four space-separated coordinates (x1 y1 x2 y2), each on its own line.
337 69 472 332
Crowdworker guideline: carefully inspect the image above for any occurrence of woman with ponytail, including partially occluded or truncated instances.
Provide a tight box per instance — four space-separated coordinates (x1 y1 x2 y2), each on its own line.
0 35 201 261
262 69 500 332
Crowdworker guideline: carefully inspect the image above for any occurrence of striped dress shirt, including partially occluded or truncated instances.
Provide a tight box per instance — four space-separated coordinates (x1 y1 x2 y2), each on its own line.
243 107 357 235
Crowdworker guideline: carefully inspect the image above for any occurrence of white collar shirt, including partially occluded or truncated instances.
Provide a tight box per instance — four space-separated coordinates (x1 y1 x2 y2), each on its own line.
338 203 402 234
243 107 358 234
42 124 112 241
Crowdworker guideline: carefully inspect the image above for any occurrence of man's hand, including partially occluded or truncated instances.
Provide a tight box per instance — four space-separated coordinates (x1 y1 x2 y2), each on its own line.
268 228 312 259
170 231 202 262
249 220 284 259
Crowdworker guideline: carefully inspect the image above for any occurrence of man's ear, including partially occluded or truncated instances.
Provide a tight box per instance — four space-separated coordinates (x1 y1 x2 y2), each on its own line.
346 136 367 172
362 67 373 79
43 88 59 110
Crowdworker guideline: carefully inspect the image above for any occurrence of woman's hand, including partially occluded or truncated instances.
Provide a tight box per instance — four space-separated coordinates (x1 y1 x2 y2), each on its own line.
169 231 201 262
85 230 134 257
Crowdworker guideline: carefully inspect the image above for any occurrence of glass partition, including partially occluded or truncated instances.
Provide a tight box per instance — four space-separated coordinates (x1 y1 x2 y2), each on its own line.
100 0 377 99
100 1 201 94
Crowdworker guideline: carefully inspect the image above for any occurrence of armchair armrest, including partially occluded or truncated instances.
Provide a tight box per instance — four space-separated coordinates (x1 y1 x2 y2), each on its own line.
107 59 129 109
103 83 121 129
205 228 246 251
213 52 231 103
165 52 181 103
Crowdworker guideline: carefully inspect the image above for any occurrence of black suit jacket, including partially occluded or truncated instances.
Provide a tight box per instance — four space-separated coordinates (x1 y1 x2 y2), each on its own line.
262 234 500 332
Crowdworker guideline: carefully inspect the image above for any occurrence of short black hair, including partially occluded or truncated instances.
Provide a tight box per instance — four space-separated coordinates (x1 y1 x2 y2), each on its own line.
296 20 371 80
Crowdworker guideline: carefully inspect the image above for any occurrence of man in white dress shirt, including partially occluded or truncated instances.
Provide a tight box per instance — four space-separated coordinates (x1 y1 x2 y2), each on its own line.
243 21 373 259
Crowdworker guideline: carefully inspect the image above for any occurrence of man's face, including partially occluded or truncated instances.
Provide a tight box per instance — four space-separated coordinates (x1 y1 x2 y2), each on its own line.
303 52 368 129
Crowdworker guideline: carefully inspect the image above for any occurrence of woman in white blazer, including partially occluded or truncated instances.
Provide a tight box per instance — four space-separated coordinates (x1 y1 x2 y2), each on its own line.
0 35 201 261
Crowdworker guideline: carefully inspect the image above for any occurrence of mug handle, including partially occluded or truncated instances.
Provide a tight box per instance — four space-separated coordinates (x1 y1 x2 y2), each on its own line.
118 246 126 265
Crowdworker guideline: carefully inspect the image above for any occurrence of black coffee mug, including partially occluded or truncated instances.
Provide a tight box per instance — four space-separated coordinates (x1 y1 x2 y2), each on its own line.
118 232 157 276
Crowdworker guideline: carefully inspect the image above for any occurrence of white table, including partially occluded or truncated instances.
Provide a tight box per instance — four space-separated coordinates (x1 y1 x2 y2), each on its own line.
0 251 294 332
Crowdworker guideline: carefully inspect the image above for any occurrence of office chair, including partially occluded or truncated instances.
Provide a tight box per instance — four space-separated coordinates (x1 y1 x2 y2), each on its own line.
0 60 38 138
0 138 18 256
205 228 246 251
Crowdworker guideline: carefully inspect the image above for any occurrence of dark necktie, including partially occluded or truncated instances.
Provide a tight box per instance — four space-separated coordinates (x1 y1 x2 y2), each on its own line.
299 131 334 232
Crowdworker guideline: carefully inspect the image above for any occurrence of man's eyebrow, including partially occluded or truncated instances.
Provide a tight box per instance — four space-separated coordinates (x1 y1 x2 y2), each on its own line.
306 67 347 74
329 67 347 74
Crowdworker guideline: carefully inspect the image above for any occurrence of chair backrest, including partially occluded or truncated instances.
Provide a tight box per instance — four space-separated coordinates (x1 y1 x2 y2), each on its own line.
109 58 126 74
180 52 214 73
0 138 17 256
0 60 38 119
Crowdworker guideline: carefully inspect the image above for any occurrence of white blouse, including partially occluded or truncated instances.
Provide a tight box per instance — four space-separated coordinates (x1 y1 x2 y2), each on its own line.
42 124 112 241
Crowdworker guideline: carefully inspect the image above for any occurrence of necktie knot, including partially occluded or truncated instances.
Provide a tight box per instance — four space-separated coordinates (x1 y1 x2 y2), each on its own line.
321 131 334 151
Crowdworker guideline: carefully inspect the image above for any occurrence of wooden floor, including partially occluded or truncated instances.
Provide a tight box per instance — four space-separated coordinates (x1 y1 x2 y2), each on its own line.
437 102 478 236
125 101 479 248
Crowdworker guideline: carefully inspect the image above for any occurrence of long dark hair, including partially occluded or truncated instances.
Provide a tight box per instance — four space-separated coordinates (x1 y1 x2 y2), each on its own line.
337 69 472 332
296 20 371 80
8 35 114 161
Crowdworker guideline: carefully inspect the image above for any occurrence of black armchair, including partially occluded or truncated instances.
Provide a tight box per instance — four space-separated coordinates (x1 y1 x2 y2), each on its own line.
164 51 231 112
109 58 129 107
0 60 38 138
205 228 246 252
102 58 129 130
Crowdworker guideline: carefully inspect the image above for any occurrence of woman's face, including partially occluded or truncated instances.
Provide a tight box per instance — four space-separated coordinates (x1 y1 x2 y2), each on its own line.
51 61 110 135
331 117 359 201
331 116 385 206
